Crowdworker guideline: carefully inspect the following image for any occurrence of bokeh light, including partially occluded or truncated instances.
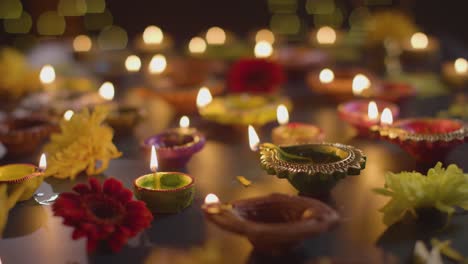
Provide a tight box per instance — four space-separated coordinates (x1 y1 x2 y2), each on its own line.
255 29 275 44
125 55 142 72
349 7 370 29
316 26 336 44
305 0 335 15
84 9 113 31
0 0 22 19
73 35 92 52
254 41 273 58
268 0 297 13
313 7 343 27
3 11 32 33
85 0 105 13
58 0 87 16
270 14 301 35
188 37 207 54
143 25 164 44
97 25 128 50
37 11 66 36
206 26 226 45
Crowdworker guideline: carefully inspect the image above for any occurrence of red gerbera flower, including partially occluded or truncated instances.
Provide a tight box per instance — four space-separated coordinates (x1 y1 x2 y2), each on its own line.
227 58 285 94
52 178 153 253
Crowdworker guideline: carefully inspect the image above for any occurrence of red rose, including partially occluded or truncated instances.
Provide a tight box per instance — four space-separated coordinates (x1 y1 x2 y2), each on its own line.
227 58 285 94
52 178 153 253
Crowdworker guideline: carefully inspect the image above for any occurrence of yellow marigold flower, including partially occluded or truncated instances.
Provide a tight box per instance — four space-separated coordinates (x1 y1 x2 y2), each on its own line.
43 106 122 179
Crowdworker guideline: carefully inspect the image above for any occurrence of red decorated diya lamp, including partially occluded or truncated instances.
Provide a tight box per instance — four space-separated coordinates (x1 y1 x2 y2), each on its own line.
271 104 325 145
202 193 339 253
372 118 468 163
306 68 380 101
338 99 399 136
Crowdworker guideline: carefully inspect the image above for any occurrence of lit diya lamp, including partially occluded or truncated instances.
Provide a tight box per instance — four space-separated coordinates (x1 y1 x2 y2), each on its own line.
201 193 339 253
197 87 292 127
306 68 379 101
134 25 173 56
271 104 325 145
249 126 366 196
442 58 468 89
134 146 195 214
372 117 468 163
142 116 206 169
401 32 439 66
0 154 47 203
337 99 399 136
0 115 57 157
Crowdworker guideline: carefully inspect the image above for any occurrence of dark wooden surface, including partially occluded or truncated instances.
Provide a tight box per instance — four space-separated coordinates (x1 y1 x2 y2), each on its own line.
0 74 467 264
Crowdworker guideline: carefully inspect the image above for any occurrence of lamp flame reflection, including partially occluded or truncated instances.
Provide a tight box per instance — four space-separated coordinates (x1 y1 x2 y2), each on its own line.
248 125 260 152
255 29 275 44
380 108 393 126
276 104 289 125
204 193 220 204
143 25 164 44
150 145 158 173
125 55 142 72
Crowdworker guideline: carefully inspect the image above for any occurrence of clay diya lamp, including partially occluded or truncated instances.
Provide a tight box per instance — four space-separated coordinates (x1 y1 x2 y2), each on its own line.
0 116 57 156
442 58 468 89
306 68 380 102
142 118 206 169
371 118 468 163
134 147 195 214
271 104 325 145
202 193 339 253
337 99 399 136
198 91 292 128
0 154 47 203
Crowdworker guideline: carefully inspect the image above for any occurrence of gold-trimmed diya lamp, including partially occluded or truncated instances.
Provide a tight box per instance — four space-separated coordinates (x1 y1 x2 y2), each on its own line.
201 193 339 253
337 99 399 136
142 116 206 169
134 146 195 214
442 58 468 89
271 104 325 145
371 118 468 164
249 126 366 196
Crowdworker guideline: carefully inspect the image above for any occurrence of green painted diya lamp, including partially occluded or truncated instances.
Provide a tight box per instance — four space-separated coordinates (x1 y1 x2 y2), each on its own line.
134 146 195 214
198 93 292 127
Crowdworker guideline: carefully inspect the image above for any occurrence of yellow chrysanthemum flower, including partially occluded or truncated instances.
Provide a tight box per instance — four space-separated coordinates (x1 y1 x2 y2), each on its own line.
43 106 122 179
374 163 468 226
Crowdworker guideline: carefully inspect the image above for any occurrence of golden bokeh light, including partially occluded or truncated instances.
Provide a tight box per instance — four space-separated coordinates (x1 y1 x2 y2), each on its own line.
125 55 142 72
316 26 336 44
3 11 32 33
37 11 66 36
39 65 56 84
410 32 429 49
97 25 128 50
254 41 273 58
148 54 167 74
58 0 87 16
143 25 164 45
84 9 113 31
454 58 467 74
255 29 275 44
206 26 226 45
188 37 207 54
73 35 92 52
352 74 371 95
85 0 105 13
319 68 334 83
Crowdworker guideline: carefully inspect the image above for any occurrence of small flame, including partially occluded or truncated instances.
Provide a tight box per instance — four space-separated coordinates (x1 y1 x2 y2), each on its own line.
196 87 213 108
39 65 56 84
99 81 115 101
143 25 164 44
188 37 207 54
319 68 334 84
255 29 275 44
254 41 273 58
248 125 260 152
63 110 74 121
73 35 92 52
380 108 393 125
150 145 158 173
276 104 289 125
352 74 371 95
367 101 378 121
125 55 141 72
204 193 220 204
316 26 336 45
148 54 167 74
410 32 428 49
454 58 467 74
179 116 190 128
206 26 226 45
39 153 47 172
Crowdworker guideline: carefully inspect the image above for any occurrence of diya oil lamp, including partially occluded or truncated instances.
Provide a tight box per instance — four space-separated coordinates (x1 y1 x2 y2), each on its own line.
401 32 439 67
371 117 468 163
134 25 173 56
249 126 366 196
142 116 206 169
271 104 325 145
0 115 57 157
201 193 339 253
197 87 292 127
337 99 399 136
134 146 195 214
442 58 468 89
0 154 47 203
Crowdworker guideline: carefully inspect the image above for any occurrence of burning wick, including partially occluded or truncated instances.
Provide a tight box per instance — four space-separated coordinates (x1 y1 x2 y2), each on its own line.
188 37 207 54
38 153 47 172
367 101 379 121
380 108 393 126
276 104 289 125
255 29 275 44
316 26 336 45
196 87 213 108
150 145 158 189
248 125 260 152
179 116 190 129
